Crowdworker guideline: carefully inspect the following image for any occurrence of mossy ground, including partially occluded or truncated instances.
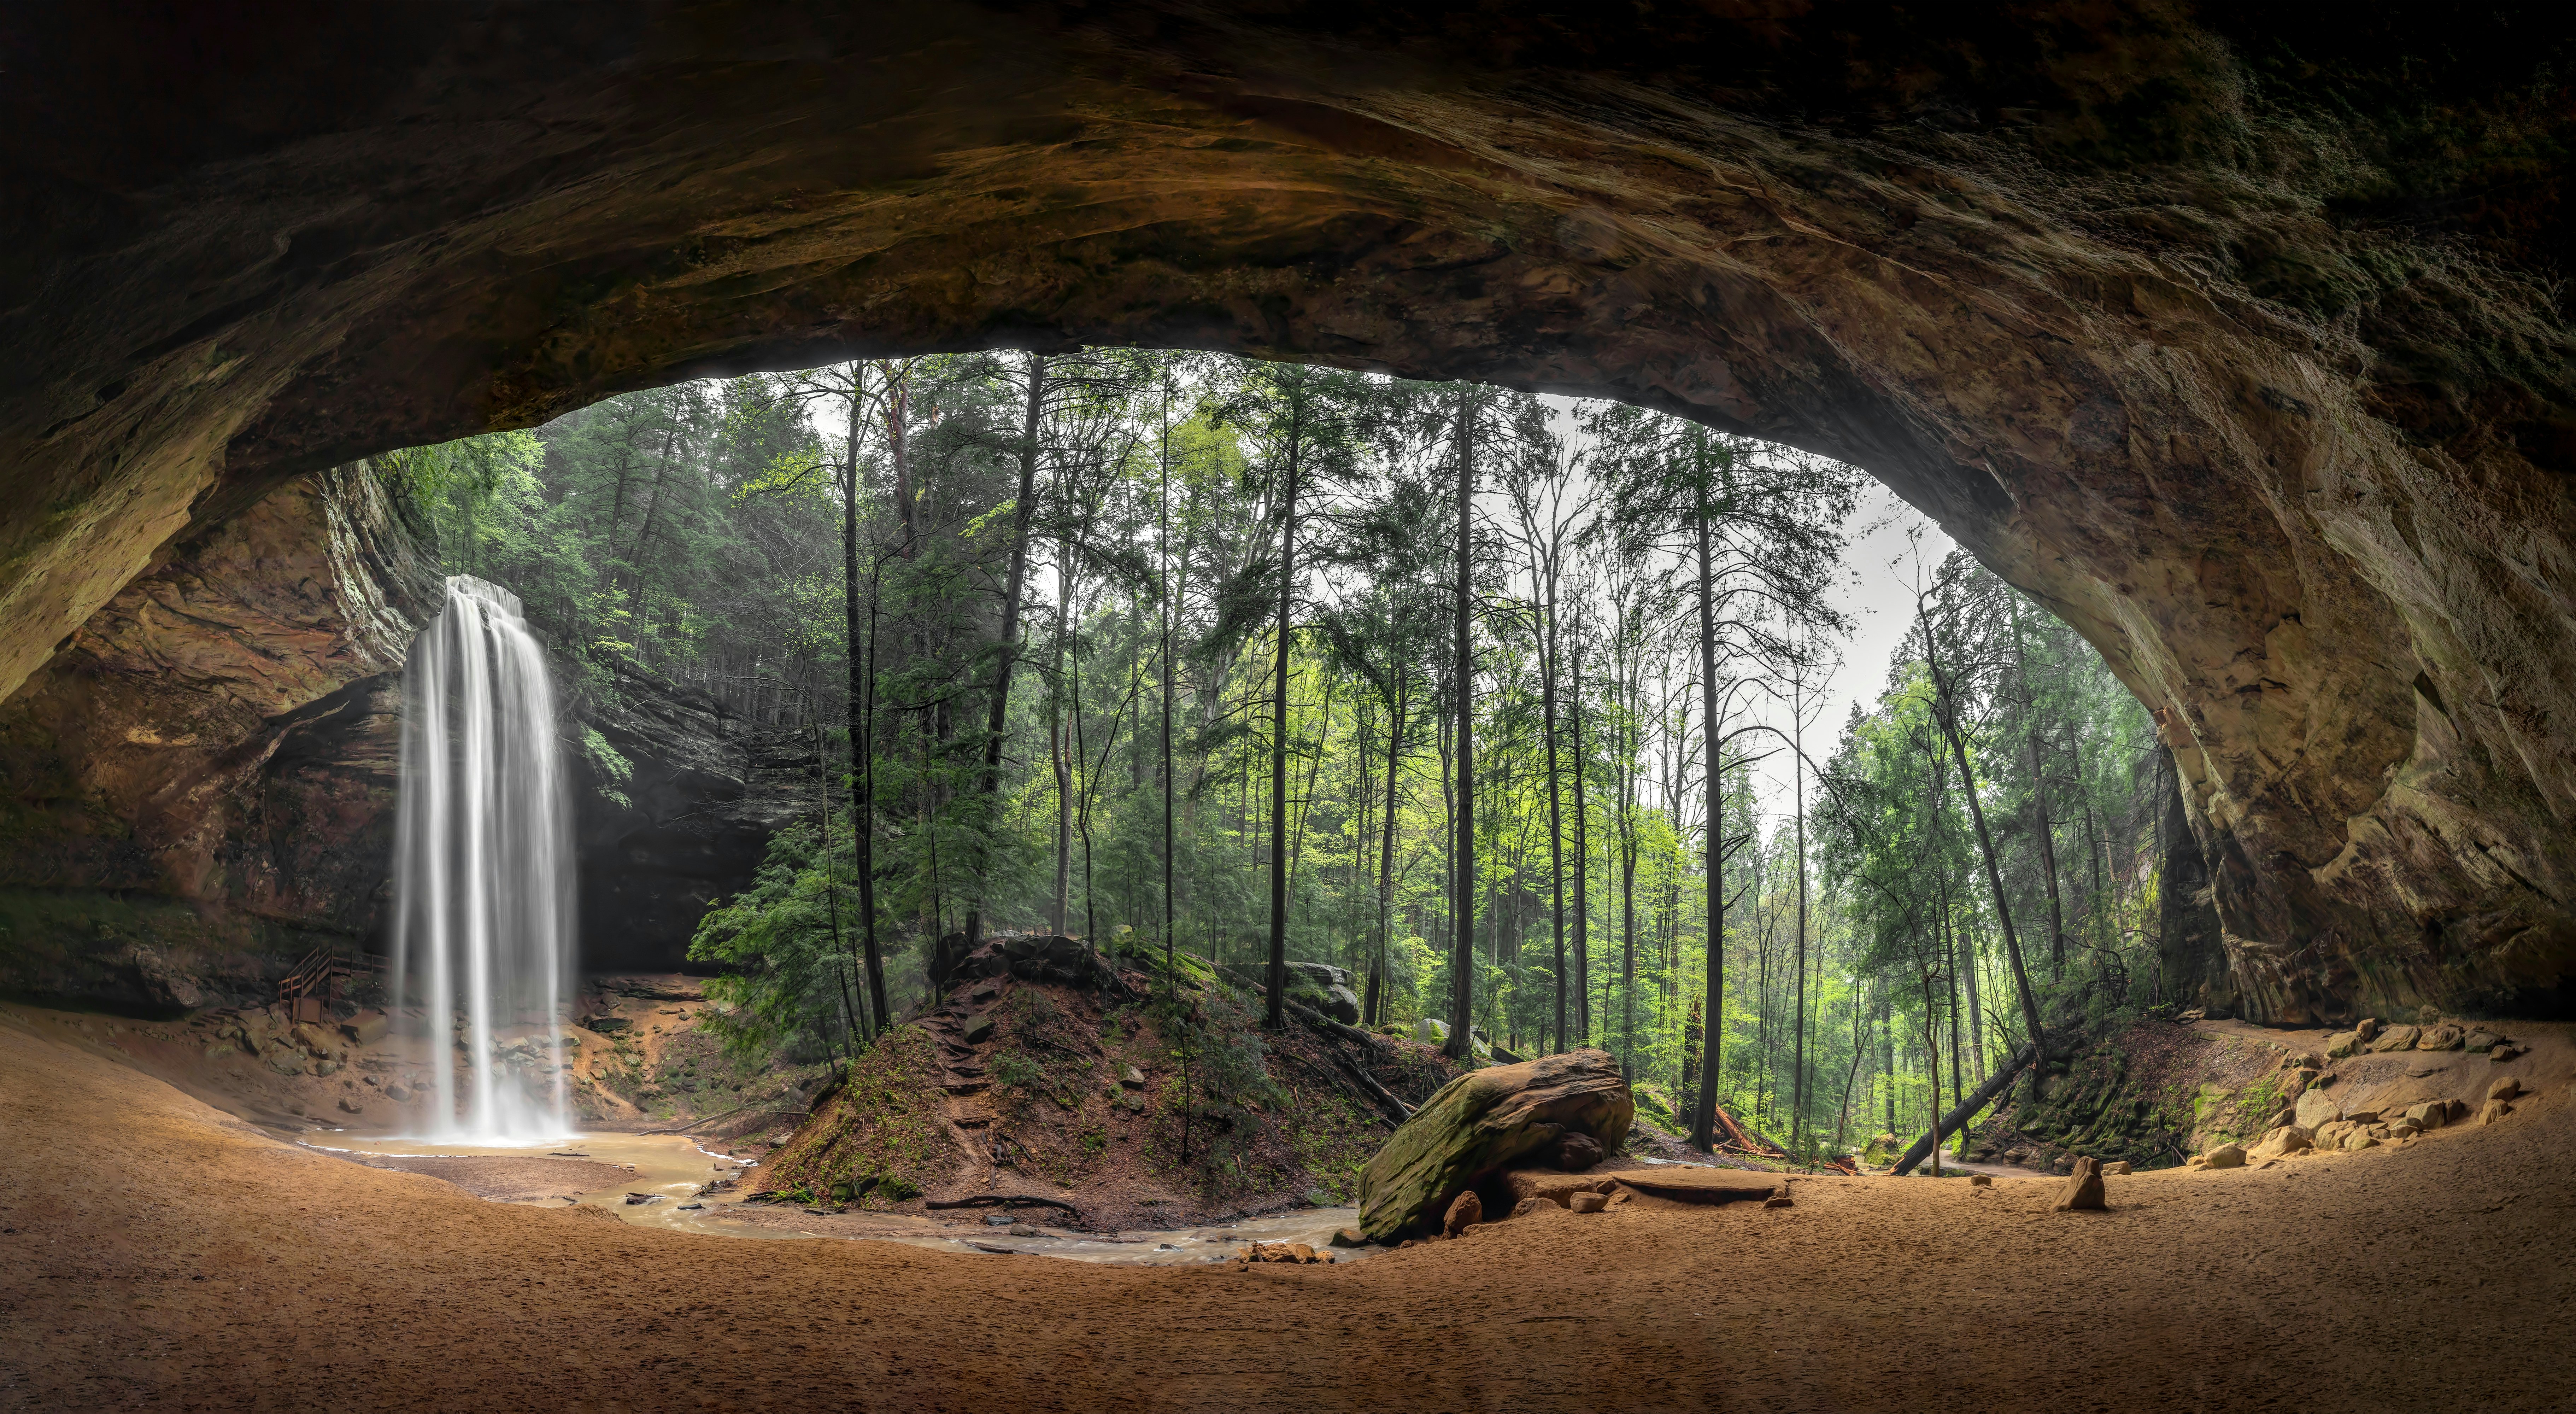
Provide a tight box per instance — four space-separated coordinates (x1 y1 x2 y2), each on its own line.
751 1024 956 1209
1968 1018 2301 1170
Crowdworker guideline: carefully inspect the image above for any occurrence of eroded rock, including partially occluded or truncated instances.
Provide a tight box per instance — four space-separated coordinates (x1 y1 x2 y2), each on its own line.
2055 1157 2106 1211
1441 1191 1483 1239
1356 1048 1631 1241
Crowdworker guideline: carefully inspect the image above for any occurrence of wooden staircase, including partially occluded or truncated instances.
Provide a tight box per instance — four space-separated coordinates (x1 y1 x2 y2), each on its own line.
277 943 378 1023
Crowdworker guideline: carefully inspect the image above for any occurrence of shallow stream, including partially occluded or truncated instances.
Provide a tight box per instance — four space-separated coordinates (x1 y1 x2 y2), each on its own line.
306 1129 1371 1264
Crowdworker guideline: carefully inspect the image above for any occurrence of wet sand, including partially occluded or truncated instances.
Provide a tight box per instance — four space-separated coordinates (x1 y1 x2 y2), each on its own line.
3 1016 2571 1412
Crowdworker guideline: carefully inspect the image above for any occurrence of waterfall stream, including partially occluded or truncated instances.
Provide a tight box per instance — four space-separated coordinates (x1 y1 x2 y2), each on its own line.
392 575 574 1143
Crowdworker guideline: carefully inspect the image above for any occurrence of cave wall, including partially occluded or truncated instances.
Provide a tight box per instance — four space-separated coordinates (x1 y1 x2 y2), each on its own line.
3 5 2572 1018
0 464 439 1005
569 671 823 973
0 456 815 998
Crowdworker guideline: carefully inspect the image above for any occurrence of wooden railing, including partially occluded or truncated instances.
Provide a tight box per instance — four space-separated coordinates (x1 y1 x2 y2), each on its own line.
277 944 380 1023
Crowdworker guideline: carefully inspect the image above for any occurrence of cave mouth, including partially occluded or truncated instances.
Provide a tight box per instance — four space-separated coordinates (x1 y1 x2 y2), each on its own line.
10 10 2576 1406
13 1 2571 1027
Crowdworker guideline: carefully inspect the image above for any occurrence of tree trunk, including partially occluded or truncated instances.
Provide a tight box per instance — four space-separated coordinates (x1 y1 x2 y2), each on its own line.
1892 1039 2040 1176
840 380 889 1033
1921 599 2049 1102
1569 637 1589 1048
1376 664 1404 1028
1541 572 1566 1056
1052 545 1075 935
1267 400 1303 1031
961 350 1047 947
1158 375 1178 1000
2031 725 2067 977
1445 387 1475 1060
1917 967 1944 1178
1791 623 1810 1161
1688 473 1726 1154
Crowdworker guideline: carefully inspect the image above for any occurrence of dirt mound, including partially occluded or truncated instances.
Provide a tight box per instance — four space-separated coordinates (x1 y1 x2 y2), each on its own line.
751 947 1459 1230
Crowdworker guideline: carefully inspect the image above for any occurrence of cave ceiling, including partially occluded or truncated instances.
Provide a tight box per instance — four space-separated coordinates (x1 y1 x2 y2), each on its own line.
4 2 2573 1018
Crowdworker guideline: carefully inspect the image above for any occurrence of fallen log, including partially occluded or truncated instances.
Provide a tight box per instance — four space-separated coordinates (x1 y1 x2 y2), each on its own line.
925 1193 1082 1218
1891 1039 2039 1176
1287 1000 1414 1124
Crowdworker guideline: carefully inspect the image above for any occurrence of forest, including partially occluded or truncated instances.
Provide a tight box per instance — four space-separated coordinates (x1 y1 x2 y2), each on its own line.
380 350 2170 1163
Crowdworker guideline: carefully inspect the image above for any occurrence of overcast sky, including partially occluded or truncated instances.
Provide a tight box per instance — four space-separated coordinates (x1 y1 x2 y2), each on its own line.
1522 397 1957 835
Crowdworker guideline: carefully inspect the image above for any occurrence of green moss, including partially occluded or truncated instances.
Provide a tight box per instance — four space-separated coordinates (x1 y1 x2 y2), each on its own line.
754 1025 957 1207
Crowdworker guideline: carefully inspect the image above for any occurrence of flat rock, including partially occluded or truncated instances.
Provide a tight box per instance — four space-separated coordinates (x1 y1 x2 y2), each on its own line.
2367 1024 2423 1054
1503 1170 1618 1208
1567 1192 1608 1214
1608 1168 1783 1204
2250 1126 2312 1162
2294 1087 2341 1130
2488 1076 2524 1102
2202 1143 2247 1169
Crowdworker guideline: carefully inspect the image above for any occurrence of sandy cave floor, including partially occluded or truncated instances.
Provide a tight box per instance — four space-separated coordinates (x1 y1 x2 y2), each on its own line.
3 1019 2573 1413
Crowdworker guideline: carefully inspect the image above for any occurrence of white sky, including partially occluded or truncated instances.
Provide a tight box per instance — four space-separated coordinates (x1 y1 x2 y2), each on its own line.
1524 396 1957 833
1734 482 1956 830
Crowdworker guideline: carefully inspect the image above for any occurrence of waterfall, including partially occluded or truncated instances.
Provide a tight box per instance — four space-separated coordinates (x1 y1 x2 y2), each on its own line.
392 575 574 1143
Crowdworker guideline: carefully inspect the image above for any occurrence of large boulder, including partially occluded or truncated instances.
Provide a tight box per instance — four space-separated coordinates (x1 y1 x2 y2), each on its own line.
1355 1048 1632 1241
927 931 1098 993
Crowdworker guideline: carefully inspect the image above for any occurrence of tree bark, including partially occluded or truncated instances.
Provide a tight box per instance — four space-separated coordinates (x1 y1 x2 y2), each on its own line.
1569 637 1590 1048
1891 1038 2041 1176
1445 386 1475 1060
841 375 889 1034
961 350 1047 948
1376 663 1405 1029
1920 598 2049 1102
1541 562 1566 1056
1688 469 1726 1155
1267 395 1303 1031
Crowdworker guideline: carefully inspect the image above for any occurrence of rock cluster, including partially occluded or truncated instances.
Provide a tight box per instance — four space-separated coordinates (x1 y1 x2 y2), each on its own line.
1355 1048 1632 1241
1236 1242 1332 1266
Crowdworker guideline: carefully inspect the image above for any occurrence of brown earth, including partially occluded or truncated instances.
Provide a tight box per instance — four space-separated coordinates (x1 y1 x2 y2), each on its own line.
6 1010 2571 1411
757 969 1460 1232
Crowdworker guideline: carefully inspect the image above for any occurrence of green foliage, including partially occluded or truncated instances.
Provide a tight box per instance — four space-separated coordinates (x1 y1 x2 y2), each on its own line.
362 346 2164 1176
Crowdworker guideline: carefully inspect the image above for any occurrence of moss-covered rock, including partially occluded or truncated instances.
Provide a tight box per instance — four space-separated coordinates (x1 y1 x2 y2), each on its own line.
1355 1048 1632 1241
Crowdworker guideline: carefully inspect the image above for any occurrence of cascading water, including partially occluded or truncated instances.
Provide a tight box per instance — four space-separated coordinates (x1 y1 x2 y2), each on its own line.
392 575 574 1143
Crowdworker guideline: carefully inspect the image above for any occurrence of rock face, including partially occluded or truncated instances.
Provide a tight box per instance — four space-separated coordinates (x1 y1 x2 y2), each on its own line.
0 466 438 1006
570 671 820 971
1356 1048 1632 1241
5 8 2576 1019
0 454 810 993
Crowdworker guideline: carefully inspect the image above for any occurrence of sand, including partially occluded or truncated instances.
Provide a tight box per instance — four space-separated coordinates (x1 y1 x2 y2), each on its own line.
2 1015 2570 1413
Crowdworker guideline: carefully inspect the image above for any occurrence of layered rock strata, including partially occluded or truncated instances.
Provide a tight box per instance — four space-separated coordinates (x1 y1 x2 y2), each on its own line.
0 466 438 1005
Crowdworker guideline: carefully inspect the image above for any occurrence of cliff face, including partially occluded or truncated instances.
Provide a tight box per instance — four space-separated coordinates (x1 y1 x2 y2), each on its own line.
2 7 2572 1018
0 466 439 1004
569 671 822 972
0 459 814 1001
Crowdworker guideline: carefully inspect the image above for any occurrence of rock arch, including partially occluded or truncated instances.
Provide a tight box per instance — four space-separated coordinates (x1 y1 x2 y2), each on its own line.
5 5 2571 1018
